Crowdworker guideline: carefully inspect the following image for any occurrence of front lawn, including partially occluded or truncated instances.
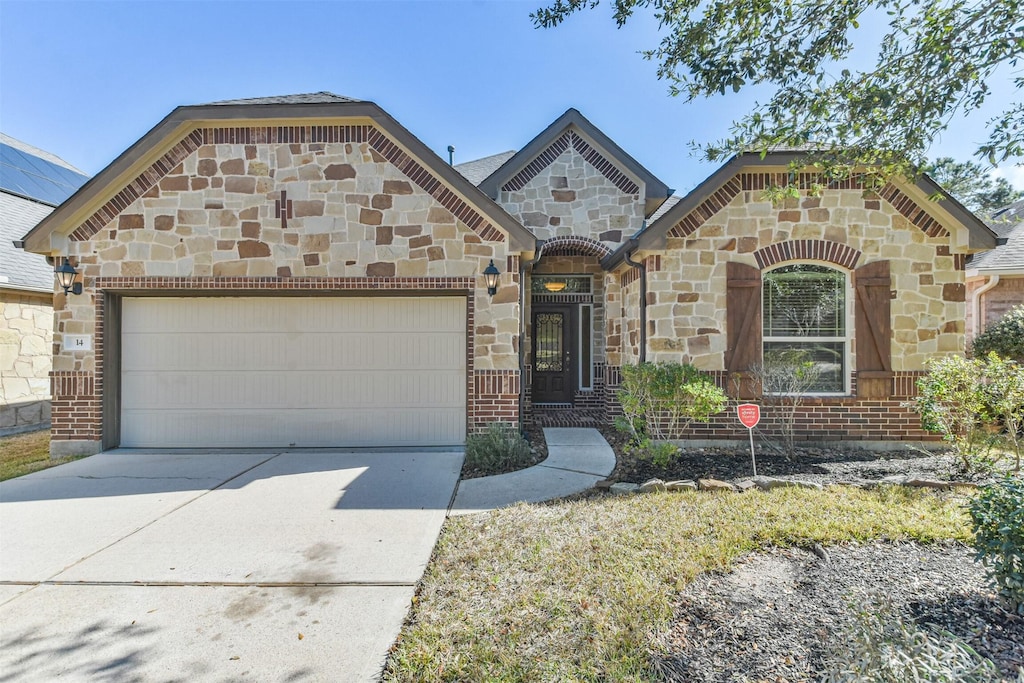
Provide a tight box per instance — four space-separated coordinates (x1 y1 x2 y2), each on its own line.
0 430 79 481
384 486 973 681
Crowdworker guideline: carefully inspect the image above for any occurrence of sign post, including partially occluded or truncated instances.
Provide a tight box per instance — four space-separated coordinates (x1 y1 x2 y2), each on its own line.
737 403 761 477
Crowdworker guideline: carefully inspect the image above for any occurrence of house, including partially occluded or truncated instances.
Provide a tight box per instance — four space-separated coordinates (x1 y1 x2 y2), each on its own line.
18 93 996 456
966 198 1024 340
1 134 89 435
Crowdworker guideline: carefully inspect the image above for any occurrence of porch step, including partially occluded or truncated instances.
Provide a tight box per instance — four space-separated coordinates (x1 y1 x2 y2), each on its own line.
530 406 605 428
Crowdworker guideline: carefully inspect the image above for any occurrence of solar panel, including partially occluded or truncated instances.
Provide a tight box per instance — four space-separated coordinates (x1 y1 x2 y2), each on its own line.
0 143 89 205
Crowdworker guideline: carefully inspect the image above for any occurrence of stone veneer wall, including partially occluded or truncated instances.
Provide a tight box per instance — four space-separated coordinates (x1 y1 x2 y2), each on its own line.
51 127 522 451
603 183 968 442
498 143 644 251
966 276 1024 341
648 190 965 369
0 290 52 434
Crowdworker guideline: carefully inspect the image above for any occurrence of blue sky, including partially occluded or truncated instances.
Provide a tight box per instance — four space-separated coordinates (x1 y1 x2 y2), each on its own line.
2 0 1022 193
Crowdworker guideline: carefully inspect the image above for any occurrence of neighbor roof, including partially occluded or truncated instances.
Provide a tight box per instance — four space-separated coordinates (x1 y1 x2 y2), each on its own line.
476 109 672 219
21 94 536 253
1 134 89 292
1 133 89 206
967 199 1024 273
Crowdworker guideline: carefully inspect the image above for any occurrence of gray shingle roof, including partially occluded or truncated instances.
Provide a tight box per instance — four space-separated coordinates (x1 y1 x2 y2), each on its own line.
1 192 56 291
454 151 516 186
201 92 362 106
968 199 1024 272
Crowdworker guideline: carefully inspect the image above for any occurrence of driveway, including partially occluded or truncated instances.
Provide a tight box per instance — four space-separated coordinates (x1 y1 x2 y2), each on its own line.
0 448 462 682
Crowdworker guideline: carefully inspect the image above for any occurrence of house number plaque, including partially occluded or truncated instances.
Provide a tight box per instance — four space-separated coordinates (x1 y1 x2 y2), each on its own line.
64 335 92 352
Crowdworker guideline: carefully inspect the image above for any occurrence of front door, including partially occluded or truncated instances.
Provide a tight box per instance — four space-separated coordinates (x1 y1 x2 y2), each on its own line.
532 304 576 403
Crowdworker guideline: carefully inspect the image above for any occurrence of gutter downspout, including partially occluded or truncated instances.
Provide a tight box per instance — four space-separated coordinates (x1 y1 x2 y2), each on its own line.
519 240 545 434
623 236 647 364
971 274 1000 343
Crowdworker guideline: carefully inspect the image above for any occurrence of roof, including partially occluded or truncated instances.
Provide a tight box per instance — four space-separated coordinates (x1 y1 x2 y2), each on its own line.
1 134 90 292
603 151 999 269
1 191 58 292
648 194 681 223
454 151 516 186
1 133 89 206
476 109 672 218
21 95 536 254
968 199 1024 273
201 92 362 106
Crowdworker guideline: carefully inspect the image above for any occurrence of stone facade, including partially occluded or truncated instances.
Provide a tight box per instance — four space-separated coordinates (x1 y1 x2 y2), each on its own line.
644 189 965 369
0 291 52 434
48 124 523 452
498 134 645 251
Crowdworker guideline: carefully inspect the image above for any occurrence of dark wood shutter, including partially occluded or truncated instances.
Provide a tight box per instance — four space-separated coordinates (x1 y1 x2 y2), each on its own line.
854 260 893 398
726 262 762 396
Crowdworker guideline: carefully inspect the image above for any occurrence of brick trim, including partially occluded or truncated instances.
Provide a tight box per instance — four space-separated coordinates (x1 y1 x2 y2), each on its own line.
754 239 862 270
501 131 640 196
71 125 505 244
94 276 476 290
542 235 614 259
619 256 660 287
667 173 951 240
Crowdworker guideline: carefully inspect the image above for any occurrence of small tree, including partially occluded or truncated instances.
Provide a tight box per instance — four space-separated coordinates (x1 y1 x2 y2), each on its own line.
981 353 1024 473
747 349 822 458
616 362 727 465
972 305 1024 362
913 355 999 476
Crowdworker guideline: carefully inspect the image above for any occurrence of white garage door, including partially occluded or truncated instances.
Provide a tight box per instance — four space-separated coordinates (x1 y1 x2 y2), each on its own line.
120 296 466 448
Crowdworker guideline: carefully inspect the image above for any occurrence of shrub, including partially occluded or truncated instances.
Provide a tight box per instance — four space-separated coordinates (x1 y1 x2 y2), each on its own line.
615 362 727 465
748 349 823 458
823 592 999 682
972 304 1024 362
913 355 1000 476
464 423 532 474
980 353 1024 473
968 476 1024 615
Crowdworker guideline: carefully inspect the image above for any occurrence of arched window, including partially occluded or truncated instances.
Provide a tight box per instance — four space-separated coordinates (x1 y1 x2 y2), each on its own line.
762 264 849 394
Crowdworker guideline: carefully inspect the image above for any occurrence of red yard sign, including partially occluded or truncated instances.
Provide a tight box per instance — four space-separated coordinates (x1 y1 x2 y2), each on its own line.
737 403 761 429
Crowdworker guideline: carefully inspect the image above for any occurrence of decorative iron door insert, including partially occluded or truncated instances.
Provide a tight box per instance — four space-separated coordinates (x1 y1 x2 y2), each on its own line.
532 304 576 403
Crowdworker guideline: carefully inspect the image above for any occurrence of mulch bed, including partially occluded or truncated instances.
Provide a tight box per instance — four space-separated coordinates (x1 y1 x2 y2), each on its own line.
593 425 968 486
654 542 1023 682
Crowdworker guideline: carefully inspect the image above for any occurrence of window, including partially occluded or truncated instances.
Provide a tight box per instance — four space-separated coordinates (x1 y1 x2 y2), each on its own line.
762 264 848 393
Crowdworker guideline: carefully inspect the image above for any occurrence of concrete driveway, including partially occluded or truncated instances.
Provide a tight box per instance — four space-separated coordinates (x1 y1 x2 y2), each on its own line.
0 448 462 682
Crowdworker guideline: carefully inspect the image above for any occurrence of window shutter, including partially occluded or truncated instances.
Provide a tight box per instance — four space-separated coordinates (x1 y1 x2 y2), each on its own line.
726 262 762 397
854 260 892 398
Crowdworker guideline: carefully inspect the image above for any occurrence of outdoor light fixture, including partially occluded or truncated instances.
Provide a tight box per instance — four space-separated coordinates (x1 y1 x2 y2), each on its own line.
483 259 501 296
543 281 567 292
55 258 82 296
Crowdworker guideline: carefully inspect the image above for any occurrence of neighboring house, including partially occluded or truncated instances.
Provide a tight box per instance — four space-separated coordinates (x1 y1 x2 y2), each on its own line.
966 198 1024 341
0 134 89 435
18 93 996 456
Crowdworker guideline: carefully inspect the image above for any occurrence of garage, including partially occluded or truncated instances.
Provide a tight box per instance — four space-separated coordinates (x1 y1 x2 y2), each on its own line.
119 296 466 448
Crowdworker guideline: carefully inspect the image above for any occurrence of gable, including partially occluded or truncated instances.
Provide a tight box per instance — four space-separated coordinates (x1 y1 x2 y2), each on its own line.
21 100 535 255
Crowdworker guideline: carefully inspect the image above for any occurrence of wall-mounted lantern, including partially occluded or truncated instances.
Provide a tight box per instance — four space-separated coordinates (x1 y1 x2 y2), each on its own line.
55 258 82 295
483 259 501 297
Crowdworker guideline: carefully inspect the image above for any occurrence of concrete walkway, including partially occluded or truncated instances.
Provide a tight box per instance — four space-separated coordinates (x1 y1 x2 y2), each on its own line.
450 427 616 515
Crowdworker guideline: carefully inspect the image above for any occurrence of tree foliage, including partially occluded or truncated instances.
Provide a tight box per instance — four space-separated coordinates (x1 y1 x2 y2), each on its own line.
926 157 1024 214
972 304 1024 362
532 0 1024 184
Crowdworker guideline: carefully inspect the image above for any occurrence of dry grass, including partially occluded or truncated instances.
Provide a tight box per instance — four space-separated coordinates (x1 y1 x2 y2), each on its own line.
384 486 972 682
0 430 80 481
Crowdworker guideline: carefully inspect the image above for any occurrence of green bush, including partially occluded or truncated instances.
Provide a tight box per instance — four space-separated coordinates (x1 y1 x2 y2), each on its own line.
615 362 727 464
913 355 1000 476
968 476 1024 615
980 353 1024 473
972 305 1024 362
823 592 999 682
464 423 532 474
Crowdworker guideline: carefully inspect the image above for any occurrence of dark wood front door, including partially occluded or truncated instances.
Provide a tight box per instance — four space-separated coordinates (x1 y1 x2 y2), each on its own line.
532 304 576 403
